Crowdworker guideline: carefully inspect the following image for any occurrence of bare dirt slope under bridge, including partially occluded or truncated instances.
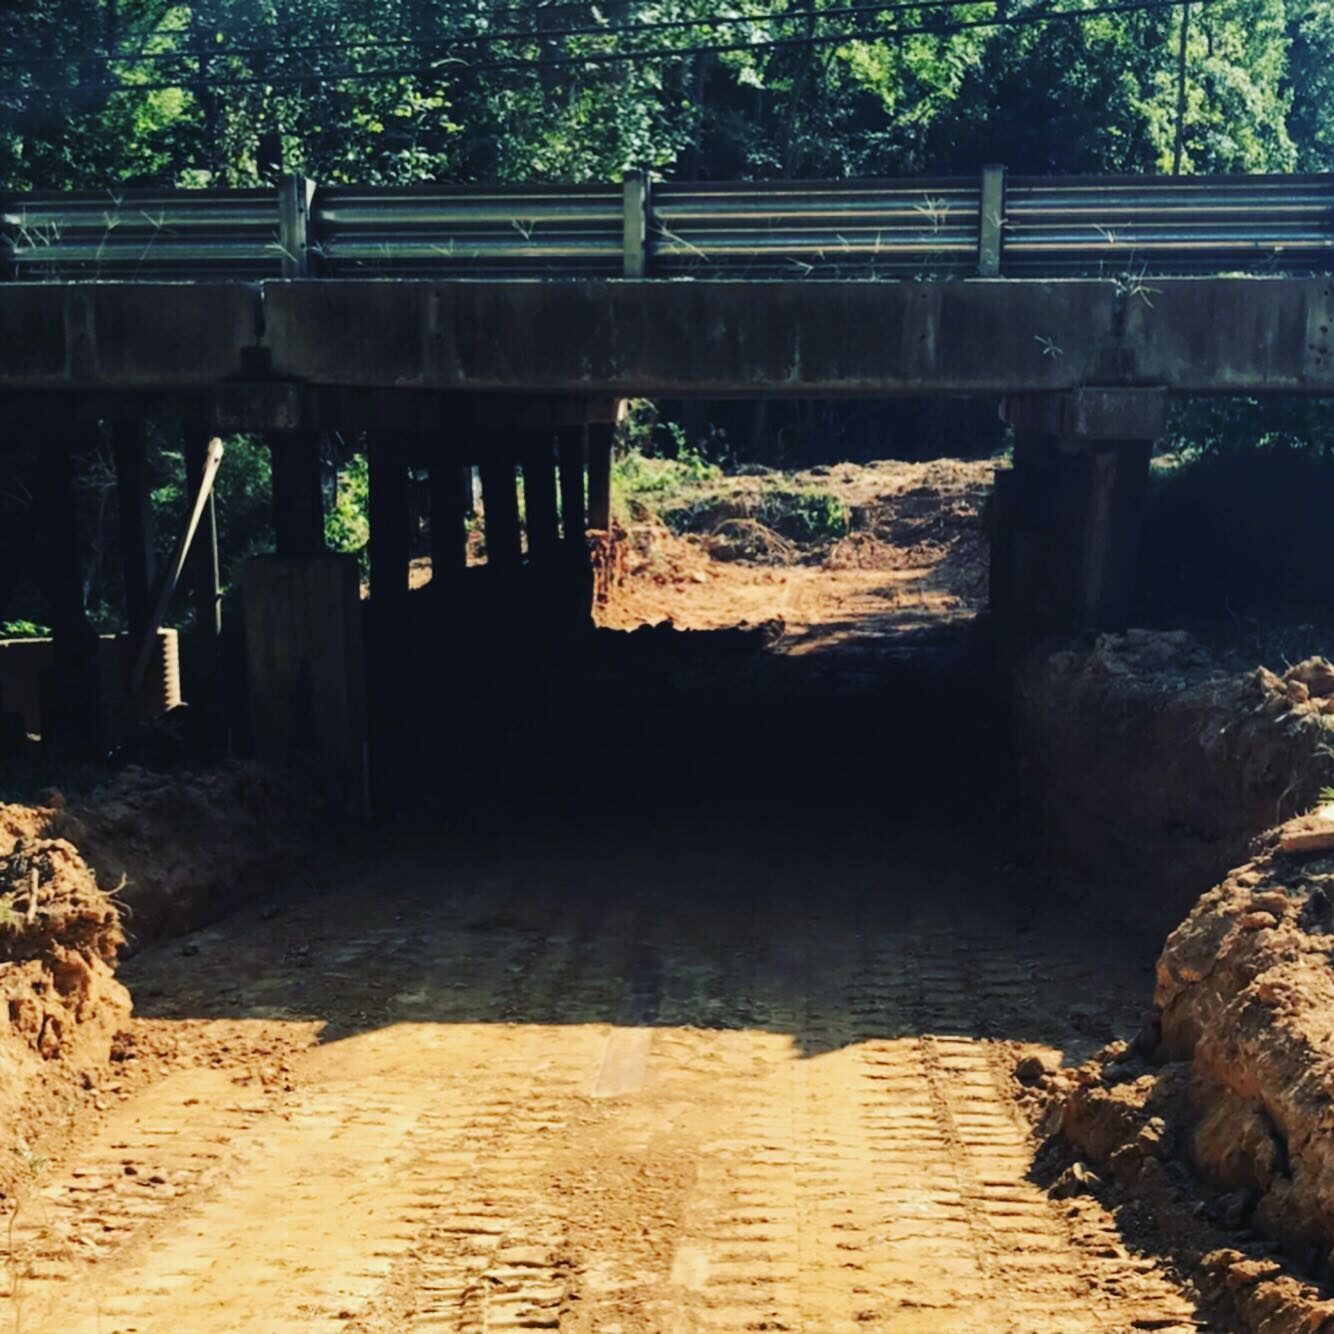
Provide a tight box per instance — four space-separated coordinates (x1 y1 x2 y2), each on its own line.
599 455 994 652
1 810 1204 1333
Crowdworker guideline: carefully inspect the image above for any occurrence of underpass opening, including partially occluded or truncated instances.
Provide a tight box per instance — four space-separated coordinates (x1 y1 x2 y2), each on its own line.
8 377 1334 1331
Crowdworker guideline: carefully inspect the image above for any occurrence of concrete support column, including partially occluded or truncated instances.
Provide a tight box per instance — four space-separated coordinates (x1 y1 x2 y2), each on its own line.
996 388 1163 634
270 430 324 557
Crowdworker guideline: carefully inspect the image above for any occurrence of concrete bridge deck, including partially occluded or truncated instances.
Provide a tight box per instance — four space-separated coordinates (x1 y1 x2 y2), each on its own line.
0 276 1330 406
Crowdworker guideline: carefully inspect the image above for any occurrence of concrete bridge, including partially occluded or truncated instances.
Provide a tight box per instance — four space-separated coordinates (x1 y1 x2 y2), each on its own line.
2 171 1332 803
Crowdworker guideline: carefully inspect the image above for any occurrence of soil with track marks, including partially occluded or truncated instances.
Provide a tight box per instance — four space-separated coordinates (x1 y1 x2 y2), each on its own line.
1 807 1208 1333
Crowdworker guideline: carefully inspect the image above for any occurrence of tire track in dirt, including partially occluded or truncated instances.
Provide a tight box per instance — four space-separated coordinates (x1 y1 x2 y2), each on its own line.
3 838 1208 1333
357 896 673 1332
0 1067 291 1308
899 917 1200 1331
1 877 577 1333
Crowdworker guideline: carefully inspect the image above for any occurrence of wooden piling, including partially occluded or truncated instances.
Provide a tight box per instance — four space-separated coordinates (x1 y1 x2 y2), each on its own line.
367 433 412 611
270 430 325 557
429 454 470 589
521 433 560 566
111 419 155 639
586 422 614 533
557 425 586 544
478 457 522 571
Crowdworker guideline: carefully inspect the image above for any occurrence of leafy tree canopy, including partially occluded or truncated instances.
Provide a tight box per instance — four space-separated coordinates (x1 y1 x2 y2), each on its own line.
0 0 1327 190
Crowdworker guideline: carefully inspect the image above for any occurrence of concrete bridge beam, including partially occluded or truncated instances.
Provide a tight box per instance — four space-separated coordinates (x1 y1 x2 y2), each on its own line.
994 389 1164 634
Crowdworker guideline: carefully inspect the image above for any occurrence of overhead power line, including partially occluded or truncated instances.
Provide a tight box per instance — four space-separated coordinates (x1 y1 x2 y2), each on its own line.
0 0 1190 98
0 1 994 71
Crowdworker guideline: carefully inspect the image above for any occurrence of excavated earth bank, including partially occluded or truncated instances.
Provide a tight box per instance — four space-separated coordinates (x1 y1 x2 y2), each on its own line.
0 762 315 1197
0 826 129 1192
1014 640 1334 1327
1038 809 1334 1332
1017 632 1334 930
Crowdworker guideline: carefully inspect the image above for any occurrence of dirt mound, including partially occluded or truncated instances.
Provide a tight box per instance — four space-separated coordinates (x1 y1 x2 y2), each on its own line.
1018 632 1334 928
0 831 131 1191
705 518 798 565
1155 822 1334 1263
1 837 127 1059
1039 807 1334 1328
49 762 319 948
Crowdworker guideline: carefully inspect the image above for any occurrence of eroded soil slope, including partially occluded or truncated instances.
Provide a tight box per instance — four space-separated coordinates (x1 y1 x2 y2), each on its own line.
1018 632 1334 928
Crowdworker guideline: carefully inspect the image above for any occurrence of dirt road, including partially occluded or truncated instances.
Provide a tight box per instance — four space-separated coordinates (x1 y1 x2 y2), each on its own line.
0 803 1207 1333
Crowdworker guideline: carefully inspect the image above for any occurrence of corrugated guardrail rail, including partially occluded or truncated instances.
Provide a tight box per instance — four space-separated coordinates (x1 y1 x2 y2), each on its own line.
4 167 1332 282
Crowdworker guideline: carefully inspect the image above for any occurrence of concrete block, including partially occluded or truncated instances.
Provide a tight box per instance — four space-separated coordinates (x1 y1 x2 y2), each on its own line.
1002 388 1168 442
242 555 369 818
0 629 178 736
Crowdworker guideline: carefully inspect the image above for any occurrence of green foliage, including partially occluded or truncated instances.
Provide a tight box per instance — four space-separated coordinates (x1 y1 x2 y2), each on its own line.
0 620 50 639
659 482 850 546
615 446 721 502
0 0 1321 194
151 432 273 595
324 451 370 556
1166 396 1334 459
766 488 851 544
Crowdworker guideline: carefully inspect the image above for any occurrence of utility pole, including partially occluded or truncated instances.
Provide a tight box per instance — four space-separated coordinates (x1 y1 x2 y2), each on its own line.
1172 1 1191 174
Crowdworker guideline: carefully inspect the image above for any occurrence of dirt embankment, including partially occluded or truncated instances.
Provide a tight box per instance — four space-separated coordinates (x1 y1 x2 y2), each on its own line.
1017 632 1334 930
1030 810 1334 1331
47 762 319 948
0 822 129 1194
0 762 318 1197
1155 823 1334 1262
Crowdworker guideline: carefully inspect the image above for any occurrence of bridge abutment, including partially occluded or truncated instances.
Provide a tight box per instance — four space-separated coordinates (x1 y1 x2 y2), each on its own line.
994 389 1163 635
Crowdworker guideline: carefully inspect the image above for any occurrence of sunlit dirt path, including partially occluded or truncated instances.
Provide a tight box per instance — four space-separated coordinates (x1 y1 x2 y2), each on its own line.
2 810 1204 1333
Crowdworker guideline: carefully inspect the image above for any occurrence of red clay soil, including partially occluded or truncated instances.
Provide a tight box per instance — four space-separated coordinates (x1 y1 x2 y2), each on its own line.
599 456 993 652
1017 633 1334 930
1045 795 1334 1331
0 762 318 1202
0 825 129 1196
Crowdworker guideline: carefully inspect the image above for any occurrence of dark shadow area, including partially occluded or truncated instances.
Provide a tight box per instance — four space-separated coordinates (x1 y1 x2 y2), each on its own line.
122 602 1160 1066
371 579 1006 819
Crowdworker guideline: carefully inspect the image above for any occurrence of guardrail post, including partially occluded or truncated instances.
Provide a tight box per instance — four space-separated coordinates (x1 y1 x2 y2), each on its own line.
0 199 14 282
978 163 1006 278
623 168 650 279
278 173 316 277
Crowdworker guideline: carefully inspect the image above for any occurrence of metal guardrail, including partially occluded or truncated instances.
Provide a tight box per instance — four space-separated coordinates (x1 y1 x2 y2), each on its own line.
3 168 1332 281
